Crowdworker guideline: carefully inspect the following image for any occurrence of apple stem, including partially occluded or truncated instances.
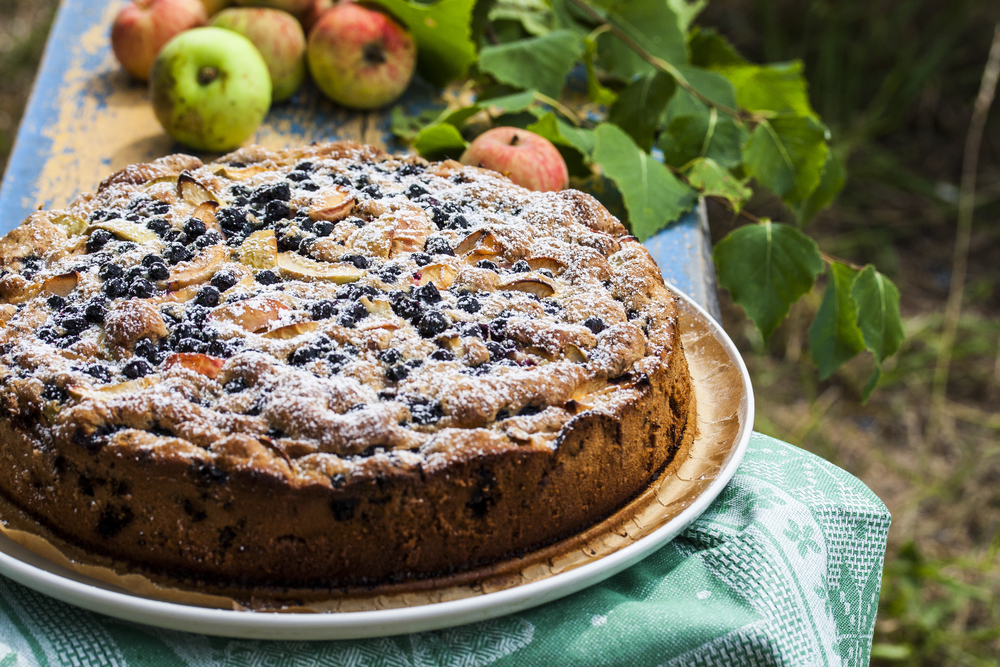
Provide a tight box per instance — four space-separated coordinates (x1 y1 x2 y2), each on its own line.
362 43 387 66
197 67 219 86
509 134 520 146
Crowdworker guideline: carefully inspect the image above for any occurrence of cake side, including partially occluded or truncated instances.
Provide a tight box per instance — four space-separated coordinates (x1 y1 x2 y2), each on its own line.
0 142 695 591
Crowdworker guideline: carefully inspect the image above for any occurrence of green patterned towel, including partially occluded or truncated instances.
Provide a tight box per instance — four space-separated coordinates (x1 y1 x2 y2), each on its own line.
0 433 889 666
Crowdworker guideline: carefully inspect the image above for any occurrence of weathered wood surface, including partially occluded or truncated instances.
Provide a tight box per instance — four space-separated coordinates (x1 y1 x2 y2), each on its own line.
0 0 720 318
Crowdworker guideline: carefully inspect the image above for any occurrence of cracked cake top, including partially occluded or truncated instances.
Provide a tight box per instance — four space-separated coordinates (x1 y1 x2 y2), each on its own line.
0 141 679 489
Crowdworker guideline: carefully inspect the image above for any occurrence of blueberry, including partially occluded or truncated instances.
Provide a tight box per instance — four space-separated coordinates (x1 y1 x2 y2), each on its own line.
388 291 424 321
538 269 554 278
146 219 171 238
126 266 147 282
46 295 66 310
376 264 401 283
207 340 231 358
582 317 606 334
255 270 282 285
196 232 224 248
224 377 248 393
448 214 470 230
195 286 220 307
380 349 404 364
423 236 454 256
486 340 508 361
397 163 424 176
385 364 409 382
129 279 155 299
410 400 444 425
103 278 127 299
176 338 207 353
413 282 441 304
417 310 450 338
286 171 312 182
313 220 335 237
210 271 239 293
89 209 109 222
251 182 291 207
342 300 369 322
85 298 108 323
430 207 449 227
165 243 193 265
289 345 323 366
293 161 314 173
342 254 369 269
99 263 124 281
264 200 290 223
476 259 499 272
229 184 252 198
217 207 250 235
61 316 89 336
354 174 372 187
411 252 431 267
122 359 152 379
406 183 429 199
134 337 159 361
627 309 640 321
429 349 454 361
150 201 171 215
147 263 170 281
86 229 113 253
456 295 481 313
276 230 303 252
37 327 59 344
511 260 531 273
362 185 383 200
84 363 112 383
142 254 165 268
183 218 207 241
309 300 337 320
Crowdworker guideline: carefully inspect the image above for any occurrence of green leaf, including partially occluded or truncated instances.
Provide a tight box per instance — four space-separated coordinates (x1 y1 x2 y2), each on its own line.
526 113 594 176
391 105 448 141
608 71 675 151
368 0 478 87
689 27 746 68
479 29 583 98
592 123 695 240
715 61 817 118
413 123 468 161
593 0 688 74
476 89 538 112
667 0 707 33
658 107 747 169
851 265 904 401
743 115 828 205
713 221 824 340
797 149 847 224
673 66 737 111
686 157 751 210
583 34 618 106
489 0 553 35
808 262 866 380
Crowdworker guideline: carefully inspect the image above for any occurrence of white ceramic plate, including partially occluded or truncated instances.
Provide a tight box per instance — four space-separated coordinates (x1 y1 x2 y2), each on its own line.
0 290 753 640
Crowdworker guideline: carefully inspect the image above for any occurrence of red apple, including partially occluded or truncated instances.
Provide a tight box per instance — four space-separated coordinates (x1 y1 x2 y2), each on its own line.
233 0 313 15
301 0 334 33
460 128 569 192
199 0 233 15
307 3 416 110
111 0 208 81
210 8 307 102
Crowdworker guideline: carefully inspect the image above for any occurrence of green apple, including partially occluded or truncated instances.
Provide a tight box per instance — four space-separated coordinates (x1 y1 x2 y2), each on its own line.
209 8 306 102
149 27 271 152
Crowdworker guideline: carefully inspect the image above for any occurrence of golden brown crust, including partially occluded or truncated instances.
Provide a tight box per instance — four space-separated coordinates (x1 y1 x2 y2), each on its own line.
0 142 694 591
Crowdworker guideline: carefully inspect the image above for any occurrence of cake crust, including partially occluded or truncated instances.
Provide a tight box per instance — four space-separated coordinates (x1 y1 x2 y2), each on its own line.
0 142 694 592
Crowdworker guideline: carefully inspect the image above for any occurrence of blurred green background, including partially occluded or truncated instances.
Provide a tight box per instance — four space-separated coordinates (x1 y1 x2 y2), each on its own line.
3 0 1000 663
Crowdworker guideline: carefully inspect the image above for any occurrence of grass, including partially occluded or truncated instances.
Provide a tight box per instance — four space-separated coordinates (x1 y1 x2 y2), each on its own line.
2 0 999 663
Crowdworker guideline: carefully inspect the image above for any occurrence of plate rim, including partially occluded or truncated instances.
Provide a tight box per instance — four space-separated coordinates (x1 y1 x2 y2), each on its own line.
0 289 754 640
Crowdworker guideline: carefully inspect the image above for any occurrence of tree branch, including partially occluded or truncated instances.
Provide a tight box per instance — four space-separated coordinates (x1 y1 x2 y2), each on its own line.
928 22 1000 442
